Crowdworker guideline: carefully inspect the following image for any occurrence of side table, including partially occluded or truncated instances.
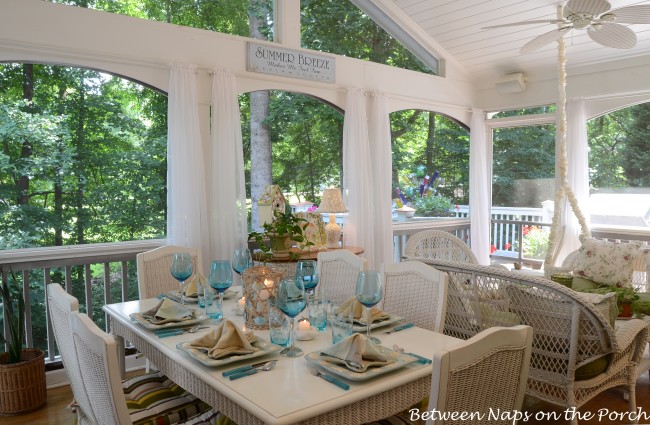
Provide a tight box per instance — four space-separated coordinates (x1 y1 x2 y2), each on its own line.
253 246 364 278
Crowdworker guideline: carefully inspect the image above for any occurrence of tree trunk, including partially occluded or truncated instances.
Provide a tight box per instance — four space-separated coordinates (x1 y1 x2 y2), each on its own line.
426 112 436 174
17 64 34 205
74 73 86 246
248 0 272 231
54 75 67 247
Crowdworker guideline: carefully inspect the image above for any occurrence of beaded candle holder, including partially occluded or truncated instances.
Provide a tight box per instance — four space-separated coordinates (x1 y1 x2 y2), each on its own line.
241 266 285 329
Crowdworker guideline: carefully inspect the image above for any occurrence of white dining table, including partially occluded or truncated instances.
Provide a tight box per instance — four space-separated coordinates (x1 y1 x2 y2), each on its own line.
103 295 462 425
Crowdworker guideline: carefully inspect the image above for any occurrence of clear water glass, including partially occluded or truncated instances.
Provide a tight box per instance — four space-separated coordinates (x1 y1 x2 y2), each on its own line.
330 303 354 344
269 299 290 347
170 253 193 305
309 292 329 332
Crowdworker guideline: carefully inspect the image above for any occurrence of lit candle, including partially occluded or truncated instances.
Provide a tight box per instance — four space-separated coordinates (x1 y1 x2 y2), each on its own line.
238 297 245 309
264 279 274 289
298 318 311 331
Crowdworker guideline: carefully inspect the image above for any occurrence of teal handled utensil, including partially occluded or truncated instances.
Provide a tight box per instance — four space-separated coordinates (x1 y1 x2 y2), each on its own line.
393 344 432 364
384 322 415 334
222 360 277 377
155 325 206 338
308 366 350 390
228 360 277 380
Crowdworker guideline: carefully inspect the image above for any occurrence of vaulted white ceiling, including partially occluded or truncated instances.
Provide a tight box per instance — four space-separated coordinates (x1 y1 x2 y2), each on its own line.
384 0 650 89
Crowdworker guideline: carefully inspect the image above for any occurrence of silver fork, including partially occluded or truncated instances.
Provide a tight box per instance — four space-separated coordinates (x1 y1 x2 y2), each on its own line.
393 345 431 364
307 366 350 390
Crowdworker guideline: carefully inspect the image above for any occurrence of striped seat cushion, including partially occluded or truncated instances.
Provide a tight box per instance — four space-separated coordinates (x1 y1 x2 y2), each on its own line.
123 372 211 425
183 409 238 425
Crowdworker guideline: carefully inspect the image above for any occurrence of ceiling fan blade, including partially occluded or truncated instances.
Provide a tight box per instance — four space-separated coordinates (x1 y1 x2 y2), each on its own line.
609 5 650 25
520 28 571 54
565 0 611 16
587 23 637 49
482 20 566 29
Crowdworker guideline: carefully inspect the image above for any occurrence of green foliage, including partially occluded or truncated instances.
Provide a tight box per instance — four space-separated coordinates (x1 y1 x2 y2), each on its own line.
248 209 311 259
521 226 549 259
0 273 25 363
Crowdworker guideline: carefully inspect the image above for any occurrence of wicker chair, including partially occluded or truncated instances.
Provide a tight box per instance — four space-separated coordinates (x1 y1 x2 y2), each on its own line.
403 230 477 264
381 261 448 332
47 283 96 425
136 245 202 300
70 312 231 425
316 249 367 304
417 258 649 425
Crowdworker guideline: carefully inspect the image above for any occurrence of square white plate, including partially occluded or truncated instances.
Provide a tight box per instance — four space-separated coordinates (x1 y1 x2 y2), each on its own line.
176 338 281 367
130 309 209 330
304 348 418 381
352 314 402 332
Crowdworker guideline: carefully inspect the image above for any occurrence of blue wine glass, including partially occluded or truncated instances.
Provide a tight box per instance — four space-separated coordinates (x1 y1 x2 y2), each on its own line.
170 253 193 305
355 270 383 344
276 278 307 357
232 248 253 275
295 260 319 295
209 260 233 319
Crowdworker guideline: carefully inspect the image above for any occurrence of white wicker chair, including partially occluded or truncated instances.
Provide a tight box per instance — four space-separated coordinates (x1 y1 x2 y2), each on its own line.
136 245 202 300
47 283 96 425
426 325 533 425
381 261 448 332
70 312 229 425
420 258 649 425
316 249 367 304
403 230 477 264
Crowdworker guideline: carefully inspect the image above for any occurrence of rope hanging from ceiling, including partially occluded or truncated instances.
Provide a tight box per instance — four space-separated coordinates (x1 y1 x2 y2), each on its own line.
544 5 591 267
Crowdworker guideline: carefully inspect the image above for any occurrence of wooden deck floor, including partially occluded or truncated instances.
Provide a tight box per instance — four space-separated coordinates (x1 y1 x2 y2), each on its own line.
3 372 649 424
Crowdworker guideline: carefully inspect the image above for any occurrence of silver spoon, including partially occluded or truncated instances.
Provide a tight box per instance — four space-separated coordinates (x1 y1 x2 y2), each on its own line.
318 352 364 372
229 360 278 380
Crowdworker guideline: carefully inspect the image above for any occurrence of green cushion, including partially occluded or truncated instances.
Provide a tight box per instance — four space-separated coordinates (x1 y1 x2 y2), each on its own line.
575 355 611 380
471 301 521 328
571 276 600 291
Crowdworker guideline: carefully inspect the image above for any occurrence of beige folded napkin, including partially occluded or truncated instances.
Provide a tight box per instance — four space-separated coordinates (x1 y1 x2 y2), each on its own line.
184 273 205 298
337 298 390 325
321 334 392 372
141 299 193 324
188 320 258 359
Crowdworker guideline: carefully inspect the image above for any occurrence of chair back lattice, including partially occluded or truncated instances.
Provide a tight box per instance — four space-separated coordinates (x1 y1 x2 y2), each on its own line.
429 325 533 425
418 259 617 394
47 284 96 425
316 250 367 304
381 261 448 332
137 245 202 300
403 230 478 264
71 313 132 425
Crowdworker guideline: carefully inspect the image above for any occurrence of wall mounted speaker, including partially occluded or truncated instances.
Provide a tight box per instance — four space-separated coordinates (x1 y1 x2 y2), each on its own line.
495 73 527 93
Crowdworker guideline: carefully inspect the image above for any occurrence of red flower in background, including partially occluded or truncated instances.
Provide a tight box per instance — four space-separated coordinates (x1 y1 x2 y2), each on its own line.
522 225 531 236
504 243 512 250
490 245 497 254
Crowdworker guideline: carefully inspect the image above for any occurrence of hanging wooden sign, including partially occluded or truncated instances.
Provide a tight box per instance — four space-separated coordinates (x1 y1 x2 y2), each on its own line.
247 42 335 83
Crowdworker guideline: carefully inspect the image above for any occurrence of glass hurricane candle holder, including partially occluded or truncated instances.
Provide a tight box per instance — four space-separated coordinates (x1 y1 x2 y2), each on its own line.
241 266 285 329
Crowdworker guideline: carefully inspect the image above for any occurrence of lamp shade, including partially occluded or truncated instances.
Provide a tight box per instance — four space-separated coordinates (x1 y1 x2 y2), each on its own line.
316 188 347 213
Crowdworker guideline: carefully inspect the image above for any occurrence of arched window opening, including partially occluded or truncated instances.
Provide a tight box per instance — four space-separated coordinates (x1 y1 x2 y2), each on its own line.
390 109 469 219
587 102 650 229
240 90 343 231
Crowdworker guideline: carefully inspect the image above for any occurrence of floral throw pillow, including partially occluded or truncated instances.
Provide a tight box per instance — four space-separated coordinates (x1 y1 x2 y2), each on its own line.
572 237 642 287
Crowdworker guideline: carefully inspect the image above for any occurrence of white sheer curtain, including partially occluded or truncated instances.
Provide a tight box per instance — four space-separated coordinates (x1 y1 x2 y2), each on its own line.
469 108 491 265
167 63 210 273
369 92 394 267
210 69 248 264
342 88 376 268
557 98 590 261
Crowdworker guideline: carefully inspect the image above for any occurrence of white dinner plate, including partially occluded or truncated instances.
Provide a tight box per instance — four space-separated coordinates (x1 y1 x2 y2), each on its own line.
352 314 403 332
304 348 418 381
129 310 209 330
176 337 281 367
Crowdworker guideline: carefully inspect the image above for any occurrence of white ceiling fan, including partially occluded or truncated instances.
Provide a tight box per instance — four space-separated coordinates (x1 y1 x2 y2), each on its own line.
483 0 650 53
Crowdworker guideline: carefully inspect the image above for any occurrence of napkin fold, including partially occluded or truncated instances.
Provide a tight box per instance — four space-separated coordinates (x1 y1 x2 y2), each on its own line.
184 273 205 298
321 334 392 372
141 299 193 324
337 298 390 325
188 320 258 359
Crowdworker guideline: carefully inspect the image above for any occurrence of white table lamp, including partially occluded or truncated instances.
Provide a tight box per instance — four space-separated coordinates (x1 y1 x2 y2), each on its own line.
316 188 347 248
